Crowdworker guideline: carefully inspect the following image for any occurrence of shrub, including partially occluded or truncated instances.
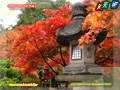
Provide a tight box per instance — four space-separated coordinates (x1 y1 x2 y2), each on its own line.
0 77 8 90
0 60 8 79
0 77 20 90
7 68 22 80
11 67 22 74
28 71 39 79
0 60 22 90
21 77 40 84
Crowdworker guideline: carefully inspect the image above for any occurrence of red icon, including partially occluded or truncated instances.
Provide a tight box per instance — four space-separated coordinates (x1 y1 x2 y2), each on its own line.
7 4 35 8
95 2 104 11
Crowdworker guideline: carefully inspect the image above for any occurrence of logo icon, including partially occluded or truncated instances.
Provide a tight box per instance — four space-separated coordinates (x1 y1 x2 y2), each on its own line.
100 0 110 9
95 0 119 11
110 0 119 9
95 2 104 11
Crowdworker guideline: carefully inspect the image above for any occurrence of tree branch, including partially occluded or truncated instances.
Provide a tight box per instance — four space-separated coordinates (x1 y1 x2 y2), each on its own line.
29 30 59 75
96 57 120 66
59 46 67 66
49 58 65 67
38 50 59 75
34 39 59 75
106 36 116 38
98 45 102 48
94 45 98 55
95 56 113 64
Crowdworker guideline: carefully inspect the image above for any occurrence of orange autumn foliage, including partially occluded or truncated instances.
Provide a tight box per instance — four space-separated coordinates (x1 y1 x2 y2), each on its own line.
0 30 18 61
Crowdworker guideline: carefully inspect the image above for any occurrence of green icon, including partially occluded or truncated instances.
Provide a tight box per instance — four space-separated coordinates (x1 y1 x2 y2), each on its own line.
100 0 110 9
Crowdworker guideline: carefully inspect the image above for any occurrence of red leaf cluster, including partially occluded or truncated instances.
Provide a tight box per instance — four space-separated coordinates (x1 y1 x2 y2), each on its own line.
12 4 71 73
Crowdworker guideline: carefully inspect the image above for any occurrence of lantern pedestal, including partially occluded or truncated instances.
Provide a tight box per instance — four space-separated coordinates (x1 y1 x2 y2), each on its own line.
63 63 103 74
56 41 105 90
56 67 104 90
55 2 109 90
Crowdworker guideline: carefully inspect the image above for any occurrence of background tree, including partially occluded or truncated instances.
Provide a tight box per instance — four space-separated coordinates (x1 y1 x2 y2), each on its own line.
0 25 4 33
0 30 18 61
55 0 70 6
12 0 70 29
0 18 6 34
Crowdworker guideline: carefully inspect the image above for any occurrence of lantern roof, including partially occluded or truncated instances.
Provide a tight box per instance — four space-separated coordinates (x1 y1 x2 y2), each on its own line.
56 2 87 46
56 2 107 46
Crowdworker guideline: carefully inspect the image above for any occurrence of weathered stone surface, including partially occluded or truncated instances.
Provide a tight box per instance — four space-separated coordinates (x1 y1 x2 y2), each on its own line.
71 2 87 19
56 17 87 46
56 2 87 46
56 74 103 82
63 63 104 74
69 41 95 64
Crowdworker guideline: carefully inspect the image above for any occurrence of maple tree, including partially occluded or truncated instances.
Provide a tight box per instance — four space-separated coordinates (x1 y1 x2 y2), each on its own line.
80 0 120 75
12 4 71 75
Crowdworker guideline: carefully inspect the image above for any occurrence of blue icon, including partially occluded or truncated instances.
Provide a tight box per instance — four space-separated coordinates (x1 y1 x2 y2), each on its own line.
110 0 119 9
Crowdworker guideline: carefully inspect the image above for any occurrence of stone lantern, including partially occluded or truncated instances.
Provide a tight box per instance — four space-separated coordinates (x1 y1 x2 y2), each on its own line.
56 2 107 74
56 2 108 90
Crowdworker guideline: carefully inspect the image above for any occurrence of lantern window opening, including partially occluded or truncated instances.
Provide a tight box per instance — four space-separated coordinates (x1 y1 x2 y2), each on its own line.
71 44 82 60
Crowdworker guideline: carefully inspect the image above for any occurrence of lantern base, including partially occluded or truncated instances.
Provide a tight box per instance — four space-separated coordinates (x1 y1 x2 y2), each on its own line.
63 63 104 75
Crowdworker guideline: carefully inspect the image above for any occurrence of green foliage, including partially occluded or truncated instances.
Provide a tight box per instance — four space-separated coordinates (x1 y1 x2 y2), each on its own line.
7 78 19 85
0 60 22 80
6 60 11 68
12 0 71 29
0 60 22 90
0 77 20 90
52 76 57 87
0 60 8 79
27 0 53 9
7 68 17 78
7 68 22 80
12 8 48 29
21 77 41 86
0 60 8 68
0 77 8 90
55 0 70 6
